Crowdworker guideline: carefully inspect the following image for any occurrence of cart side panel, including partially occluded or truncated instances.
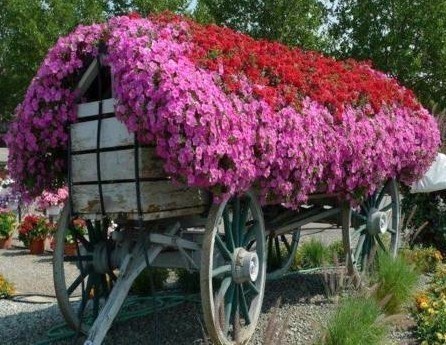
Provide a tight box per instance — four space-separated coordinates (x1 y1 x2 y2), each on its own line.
71 182 209 216
71 98 210 220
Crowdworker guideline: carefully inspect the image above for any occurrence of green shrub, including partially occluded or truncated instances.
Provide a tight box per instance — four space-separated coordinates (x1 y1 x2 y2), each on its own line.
414 264 446 344
131 268 169 295
401 246 443 273
373 253 419 314
318 296 386 345
176 268 200 293
401 189 446 254
326 240 345 263
293 238 328 270
0 274 14 298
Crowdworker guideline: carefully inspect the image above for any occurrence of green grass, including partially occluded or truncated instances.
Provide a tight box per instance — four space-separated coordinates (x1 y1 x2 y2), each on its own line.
318 296 387 345
293 238 328 270
373 253 419 314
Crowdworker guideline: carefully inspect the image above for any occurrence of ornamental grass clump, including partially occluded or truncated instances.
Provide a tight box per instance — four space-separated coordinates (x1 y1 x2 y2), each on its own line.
373 253 419 314
318 296 387 345
293 238 328 270
6 14 439 208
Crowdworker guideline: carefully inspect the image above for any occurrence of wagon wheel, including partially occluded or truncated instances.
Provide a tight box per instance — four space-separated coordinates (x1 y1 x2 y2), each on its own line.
346 179 401 272
53 206 117 333
266 229 300 280
201 191 266 345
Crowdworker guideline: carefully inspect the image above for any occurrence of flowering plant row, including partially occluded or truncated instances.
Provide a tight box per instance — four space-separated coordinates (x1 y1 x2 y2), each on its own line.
6 14 440 208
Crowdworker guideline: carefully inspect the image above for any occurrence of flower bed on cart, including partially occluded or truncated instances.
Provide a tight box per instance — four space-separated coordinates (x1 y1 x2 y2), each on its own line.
5 13 440 208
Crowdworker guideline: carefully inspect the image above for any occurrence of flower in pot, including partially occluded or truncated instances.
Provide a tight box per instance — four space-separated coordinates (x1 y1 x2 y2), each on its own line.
0 210 16 249
36 187 68 217
62 218 87 256
18 215 53 254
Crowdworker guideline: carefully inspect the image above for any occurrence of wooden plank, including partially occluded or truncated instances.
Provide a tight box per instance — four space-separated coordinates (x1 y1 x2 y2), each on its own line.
76 60 99 97
72 181 209 215
77 98 115 118
71 148 166 183
78 206 208 221
71 117 133 151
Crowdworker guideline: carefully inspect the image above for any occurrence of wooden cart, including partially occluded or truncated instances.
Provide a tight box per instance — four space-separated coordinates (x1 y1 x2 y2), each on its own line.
52 58 401 345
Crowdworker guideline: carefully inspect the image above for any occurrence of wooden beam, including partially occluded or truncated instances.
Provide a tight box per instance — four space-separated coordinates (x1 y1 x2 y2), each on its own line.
75 59 99 98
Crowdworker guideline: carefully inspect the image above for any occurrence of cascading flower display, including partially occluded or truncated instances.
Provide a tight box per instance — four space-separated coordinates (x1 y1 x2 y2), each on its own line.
5 14 441 208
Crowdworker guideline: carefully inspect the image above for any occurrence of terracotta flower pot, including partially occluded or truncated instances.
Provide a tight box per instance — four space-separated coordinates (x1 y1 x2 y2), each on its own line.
64 242 78 256
29 238 45 255
0 236 12 249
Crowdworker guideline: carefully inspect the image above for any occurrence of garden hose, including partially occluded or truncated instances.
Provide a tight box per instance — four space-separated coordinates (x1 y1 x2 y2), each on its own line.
33 267 332 344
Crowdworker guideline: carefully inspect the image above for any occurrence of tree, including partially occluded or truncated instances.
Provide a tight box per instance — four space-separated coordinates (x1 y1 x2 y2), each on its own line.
0 0 108 122
0 0 191 122
329 0 446 110
198 0 327 50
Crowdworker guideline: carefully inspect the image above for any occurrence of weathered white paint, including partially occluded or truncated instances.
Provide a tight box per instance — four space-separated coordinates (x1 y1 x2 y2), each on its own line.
71 148 165 183
71 181 209 216
77 98 115 118
71 117 133 151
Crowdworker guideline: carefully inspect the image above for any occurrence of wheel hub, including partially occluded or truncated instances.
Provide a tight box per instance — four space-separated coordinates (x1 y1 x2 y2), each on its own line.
367 208 389 235
232 248 259 284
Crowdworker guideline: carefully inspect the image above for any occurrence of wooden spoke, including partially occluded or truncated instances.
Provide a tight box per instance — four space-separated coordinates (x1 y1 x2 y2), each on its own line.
375 183 388 207
239 284 251 325
233 198 241 246
67 270 90 296
223 281 235 334
281 235 292 254
243 221 258 247
213 264 232 278
354 235 366 263
246 281 260 295
223 209 234 251
215 234 233 262
375 235 387 252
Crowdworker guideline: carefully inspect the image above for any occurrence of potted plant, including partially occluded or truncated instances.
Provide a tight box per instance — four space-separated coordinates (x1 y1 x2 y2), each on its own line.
18 215 53 254
0 210 16 249
36 187 68 217
64 218 87 256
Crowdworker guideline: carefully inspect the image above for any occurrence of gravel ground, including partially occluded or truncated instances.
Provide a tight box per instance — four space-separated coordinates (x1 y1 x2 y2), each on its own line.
0 227 423 344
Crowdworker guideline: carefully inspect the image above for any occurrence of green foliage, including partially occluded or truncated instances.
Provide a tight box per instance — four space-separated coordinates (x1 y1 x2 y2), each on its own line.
0 274 15 298
318 296 387 345
414 265 446 344
293 238 328 270
0 0 109 121
0 0 192 121
373 253 419 314
326 240 345 263
199 0 327 50
328 0 446 111
131 267 169 295
175 268 200 293
0 211 16 238
401 246 444 274
401 190 446 254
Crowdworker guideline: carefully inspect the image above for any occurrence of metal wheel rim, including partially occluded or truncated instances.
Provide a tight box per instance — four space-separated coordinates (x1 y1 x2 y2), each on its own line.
266 230 300 280
200 191 266 345
53 206 115 332
348 179 400 271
